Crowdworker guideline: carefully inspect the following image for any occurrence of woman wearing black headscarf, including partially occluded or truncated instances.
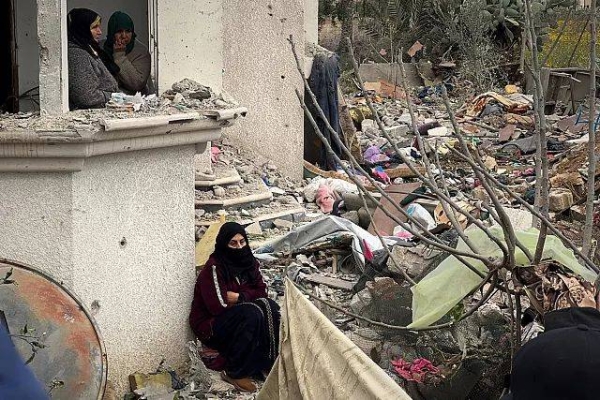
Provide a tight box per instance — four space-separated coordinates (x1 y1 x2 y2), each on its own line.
67 8 119 109
189 222 280 393
101 11 152 95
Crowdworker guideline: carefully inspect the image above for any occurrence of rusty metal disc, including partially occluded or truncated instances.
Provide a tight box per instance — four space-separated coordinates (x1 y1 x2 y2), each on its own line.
0 258 107 399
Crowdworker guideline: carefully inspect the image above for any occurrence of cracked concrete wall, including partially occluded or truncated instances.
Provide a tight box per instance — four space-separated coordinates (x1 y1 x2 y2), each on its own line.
0 173 74 285
223 0 313 179
15 0 40 112
37 0 69 114
157 0 223 93
72 146 197 393
0 144 198 394
304 0 318 44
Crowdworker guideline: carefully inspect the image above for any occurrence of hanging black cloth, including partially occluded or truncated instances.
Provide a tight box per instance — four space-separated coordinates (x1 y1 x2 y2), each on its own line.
67 8 120 76
306 52 342 171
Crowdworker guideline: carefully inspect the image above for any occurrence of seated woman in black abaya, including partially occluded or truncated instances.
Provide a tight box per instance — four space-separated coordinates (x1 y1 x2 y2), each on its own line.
189 222 280 393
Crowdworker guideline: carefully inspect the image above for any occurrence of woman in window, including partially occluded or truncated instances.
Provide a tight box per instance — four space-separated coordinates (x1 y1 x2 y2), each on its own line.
67 8 118 109
102 12 152 95
189 222 280 393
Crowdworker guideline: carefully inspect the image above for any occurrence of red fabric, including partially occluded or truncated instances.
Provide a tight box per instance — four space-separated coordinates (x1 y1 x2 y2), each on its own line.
189 255 267 341
200 346 227 371
362 239 374 262
391 357 439 383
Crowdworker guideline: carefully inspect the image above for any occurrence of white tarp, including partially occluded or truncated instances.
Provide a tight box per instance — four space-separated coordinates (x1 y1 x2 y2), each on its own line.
257 278 411 400
254 216 385 270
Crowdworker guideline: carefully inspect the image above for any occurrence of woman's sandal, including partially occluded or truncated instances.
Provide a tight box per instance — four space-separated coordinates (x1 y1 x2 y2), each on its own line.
220 370 257 392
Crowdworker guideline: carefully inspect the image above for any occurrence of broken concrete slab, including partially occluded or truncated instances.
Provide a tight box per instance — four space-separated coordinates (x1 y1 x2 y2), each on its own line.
302 274 356 291
549 188 574 212
502 207 534 232
245 222 263 235
195 179 273 211
273 218 294 230
196 165 242 188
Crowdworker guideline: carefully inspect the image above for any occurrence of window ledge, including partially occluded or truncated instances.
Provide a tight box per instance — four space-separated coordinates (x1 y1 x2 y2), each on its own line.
0 107 247 172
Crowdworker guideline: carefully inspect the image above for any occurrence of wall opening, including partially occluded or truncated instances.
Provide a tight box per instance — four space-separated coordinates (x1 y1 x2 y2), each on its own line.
67 0 149 51
66 0 154 98
0 0 18 113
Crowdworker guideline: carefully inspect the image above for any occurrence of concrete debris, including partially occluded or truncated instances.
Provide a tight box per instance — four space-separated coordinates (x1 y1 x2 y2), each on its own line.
245 222 263 235
85 65 600 398
272 218 294 230
0 78 241 134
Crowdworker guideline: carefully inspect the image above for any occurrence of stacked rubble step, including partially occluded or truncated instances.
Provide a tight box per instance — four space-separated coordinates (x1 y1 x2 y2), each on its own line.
195 163 306 232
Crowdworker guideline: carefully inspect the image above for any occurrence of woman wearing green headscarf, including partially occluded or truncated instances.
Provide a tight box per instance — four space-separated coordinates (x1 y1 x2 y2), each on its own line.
101 11 152 95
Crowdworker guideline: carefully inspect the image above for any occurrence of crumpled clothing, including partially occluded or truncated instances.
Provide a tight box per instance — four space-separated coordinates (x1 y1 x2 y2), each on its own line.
363 145 390 164
515 262 598 313
211 146 221 163
521 321 544 344
371 166 391 185
391 357 439 383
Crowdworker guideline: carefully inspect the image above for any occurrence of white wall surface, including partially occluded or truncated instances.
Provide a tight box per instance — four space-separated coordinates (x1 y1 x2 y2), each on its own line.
71 146 197 392
0 144 198 394
222 0 309 179
305 0 319 45
157 0 223 93
0 173 74 285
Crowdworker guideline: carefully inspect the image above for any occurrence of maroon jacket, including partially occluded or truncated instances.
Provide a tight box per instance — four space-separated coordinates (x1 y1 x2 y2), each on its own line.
189 255 268 341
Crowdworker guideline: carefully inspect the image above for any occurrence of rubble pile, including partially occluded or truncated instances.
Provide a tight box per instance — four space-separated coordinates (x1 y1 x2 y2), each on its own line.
0 79 241 133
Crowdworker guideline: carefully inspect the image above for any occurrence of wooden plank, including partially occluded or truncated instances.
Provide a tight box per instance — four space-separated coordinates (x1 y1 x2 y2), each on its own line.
385 164 426 179
303 274 355 291
499 124 516 143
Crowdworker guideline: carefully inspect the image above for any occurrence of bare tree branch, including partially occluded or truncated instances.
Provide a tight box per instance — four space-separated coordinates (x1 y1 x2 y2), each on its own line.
447 146 599 273
296 273 499 332
583 0 597 258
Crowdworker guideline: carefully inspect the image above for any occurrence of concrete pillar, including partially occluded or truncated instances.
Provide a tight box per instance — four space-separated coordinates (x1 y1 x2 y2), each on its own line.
157 0 223 93
304 0 319 45
37 0 69 114
223 0 307 179
0 115 231 394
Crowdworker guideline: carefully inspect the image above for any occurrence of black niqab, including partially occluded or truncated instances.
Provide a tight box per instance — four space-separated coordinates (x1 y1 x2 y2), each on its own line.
213 222 256 280
67 8 120 76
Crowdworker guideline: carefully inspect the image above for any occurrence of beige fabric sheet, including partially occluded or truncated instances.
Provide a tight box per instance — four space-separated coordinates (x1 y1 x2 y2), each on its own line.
257 278 411 400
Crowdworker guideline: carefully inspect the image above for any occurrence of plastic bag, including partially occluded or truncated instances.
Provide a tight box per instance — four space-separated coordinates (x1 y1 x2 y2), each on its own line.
406 203 436 231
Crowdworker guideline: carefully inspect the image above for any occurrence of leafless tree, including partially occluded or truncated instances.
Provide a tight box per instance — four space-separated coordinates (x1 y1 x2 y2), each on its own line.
583 0 597 258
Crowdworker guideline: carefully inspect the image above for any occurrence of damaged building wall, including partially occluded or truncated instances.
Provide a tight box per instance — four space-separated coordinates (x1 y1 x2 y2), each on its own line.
71 146 197 393
0 174 75 283
0 146 197 393
157 0 223 93
15 0 39 112
223 0 315 179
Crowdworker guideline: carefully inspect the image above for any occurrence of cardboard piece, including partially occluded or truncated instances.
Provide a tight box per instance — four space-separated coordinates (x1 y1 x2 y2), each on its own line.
367 183 422 236
195 215 226 269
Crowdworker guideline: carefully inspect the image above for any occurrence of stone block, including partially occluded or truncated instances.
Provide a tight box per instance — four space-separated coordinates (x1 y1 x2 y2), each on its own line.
273 218 294 230
549 188 574 212
129 372 172 393
245 222 263 235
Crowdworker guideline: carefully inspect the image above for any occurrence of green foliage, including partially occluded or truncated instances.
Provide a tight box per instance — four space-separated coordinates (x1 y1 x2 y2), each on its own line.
341 0 578 90
539 14 600 68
